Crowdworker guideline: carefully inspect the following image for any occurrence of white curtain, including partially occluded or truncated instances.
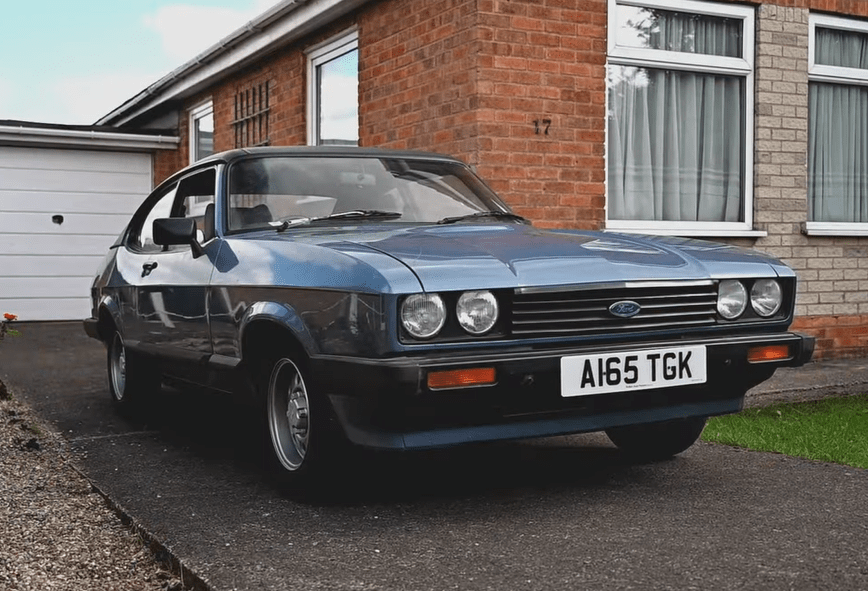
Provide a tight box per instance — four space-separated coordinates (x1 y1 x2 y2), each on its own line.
608 11 744 222
809 28 868 223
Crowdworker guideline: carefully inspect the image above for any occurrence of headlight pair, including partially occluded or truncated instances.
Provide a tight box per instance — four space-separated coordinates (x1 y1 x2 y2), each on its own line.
401 291 499 340
717 279 783 320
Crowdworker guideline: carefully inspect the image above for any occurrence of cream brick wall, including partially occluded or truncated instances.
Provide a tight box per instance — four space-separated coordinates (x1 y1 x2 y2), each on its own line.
752 5 868 321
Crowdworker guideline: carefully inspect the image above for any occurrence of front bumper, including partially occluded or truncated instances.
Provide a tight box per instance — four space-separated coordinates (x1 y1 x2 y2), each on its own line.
310 332 815 450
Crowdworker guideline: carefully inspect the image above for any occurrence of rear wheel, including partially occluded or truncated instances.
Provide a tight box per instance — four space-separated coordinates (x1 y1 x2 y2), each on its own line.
605 417 707 461
106 331 158 413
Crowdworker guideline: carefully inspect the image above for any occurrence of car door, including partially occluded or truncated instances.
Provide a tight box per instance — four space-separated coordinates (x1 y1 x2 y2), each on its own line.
118 168 218 363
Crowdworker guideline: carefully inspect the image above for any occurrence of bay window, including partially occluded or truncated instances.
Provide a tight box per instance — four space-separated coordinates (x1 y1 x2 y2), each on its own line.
807 15 868 235
607 0 755 235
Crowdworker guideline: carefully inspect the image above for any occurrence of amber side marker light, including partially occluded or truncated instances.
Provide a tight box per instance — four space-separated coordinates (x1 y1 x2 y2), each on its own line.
747 344 792 363
428 367 496 390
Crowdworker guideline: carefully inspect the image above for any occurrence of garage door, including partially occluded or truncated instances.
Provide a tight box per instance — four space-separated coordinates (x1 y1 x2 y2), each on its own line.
0 146 153 321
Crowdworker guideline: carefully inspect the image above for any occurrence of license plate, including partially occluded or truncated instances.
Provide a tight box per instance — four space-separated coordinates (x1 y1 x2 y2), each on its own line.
560 345 707 397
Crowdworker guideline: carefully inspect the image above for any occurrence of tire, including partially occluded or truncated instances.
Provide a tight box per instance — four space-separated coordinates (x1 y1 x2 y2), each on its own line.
605 416 707 461
264 353 343 487
106 331 158 413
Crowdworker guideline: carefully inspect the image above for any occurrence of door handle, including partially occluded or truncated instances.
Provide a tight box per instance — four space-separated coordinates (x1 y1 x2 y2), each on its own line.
141 262 158 277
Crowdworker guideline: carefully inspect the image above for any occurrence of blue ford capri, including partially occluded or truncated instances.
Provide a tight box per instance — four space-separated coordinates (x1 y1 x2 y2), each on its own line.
84 147 814 485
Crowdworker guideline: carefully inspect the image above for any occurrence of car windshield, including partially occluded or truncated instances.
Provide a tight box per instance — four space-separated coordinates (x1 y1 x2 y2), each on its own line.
226 156 513 232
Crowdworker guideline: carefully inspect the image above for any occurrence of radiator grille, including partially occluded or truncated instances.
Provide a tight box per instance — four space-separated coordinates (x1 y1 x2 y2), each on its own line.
511 281 718 338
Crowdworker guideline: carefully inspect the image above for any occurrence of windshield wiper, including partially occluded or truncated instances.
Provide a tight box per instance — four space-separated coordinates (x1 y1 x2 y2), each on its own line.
271 210 401 232
436 211 529 225
317 210 402 221
270 217 312 232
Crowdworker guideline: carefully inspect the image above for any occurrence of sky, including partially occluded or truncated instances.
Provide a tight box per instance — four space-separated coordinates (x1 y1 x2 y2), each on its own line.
0 0 278 125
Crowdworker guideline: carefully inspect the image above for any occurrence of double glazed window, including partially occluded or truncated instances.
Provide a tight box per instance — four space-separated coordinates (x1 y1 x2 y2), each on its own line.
307 30 359 146
807 15 868 235
190 101 214 163
607 0 754 235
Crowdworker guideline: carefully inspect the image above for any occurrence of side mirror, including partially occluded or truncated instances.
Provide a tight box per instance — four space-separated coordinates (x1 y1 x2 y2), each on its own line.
152 218 205 258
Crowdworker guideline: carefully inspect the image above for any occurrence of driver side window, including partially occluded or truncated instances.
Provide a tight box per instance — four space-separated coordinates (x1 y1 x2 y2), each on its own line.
130 168 217 252
135 184 179 251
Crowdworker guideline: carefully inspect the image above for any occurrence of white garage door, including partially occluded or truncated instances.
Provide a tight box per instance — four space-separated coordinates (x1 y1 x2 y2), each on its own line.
0 146 153 321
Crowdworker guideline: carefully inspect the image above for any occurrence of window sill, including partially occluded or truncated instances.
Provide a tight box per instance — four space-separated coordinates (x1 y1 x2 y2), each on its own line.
803 222 868 237
604 227 768 239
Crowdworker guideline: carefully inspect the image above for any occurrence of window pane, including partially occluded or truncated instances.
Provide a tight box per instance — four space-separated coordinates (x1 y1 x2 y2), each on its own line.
815 27 868 70
608 66 745 222
194 112 214 160
615 6 742 58
808 82 868 222
317 49 359 145
226 156 508 231
137 185 178 250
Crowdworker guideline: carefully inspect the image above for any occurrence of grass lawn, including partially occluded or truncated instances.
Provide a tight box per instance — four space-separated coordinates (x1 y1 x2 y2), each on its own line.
702 394 868 469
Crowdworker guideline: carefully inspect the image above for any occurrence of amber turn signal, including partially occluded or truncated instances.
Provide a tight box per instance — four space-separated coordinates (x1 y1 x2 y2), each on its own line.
747 344 792 363
427 367 496 390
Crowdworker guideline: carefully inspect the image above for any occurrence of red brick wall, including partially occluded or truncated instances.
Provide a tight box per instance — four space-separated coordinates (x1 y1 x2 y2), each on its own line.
154 149 182 186
361 0 608 230
792 315 868 360
210 50 308 152
360 0 481 158
474 0 607 230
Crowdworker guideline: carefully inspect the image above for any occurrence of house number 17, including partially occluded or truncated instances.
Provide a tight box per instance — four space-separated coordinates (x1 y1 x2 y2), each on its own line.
534 119 552 135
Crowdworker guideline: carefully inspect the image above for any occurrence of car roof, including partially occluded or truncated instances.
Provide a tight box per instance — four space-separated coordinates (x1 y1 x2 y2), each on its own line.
196 145 464 167
152 145 470 196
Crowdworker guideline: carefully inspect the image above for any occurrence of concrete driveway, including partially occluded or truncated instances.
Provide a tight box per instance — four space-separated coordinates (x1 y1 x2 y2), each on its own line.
1 322 866 590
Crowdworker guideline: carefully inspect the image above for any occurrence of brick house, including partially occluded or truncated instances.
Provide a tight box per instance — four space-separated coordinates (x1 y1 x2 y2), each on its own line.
98 0 868 359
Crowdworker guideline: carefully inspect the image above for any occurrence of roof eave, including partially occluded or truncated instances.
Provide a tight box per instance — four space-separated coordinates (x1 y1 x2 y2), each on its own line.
0 123 179 151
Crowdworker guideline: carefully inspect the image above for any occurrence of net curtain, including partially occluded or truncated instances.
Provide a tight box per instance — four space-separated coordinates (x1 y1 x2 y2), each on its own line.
809 28 868 223
608 11 745 223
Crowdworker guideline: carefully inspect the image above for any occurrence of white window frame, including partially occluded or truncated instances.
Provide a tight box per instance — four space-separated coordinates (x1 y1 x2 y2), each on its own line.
306 28 359 146
189 100 214 164
806 14 868 236
606 0 758 237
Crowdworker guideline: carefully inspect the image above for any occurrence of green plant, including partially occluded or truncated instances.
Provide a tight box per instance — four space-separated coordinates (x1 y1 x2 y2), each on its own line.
703 394 868 469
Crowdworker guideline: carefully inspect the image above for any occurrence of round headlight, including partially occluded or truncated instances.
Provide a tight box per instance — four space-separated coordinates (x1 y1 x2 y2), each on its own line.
401 294 446 339
751 279 783 317
457 291 499 335
717 280 748 320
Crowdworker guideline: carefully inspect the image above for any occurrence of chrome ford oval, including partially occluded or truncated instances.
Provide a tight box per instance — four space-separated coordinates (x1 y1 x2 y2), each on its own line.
609 300 641 318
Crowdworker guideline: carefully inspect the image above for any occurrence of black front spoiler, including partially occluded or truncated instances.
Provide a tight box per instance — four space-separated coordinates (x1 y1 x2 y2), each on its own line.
311 332 815 450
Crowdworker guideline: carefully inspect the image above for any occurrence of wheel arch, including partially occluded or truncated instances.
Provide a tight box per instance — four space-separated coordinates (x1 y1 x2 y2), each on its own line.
95 295 123 343
239 302 317 383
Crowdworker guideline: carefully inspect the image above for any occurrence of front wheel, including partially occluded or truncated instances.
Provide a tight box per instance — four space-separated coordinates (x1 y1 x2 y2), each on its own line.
605 416 707 461
267 358 314 472
265 355 343 486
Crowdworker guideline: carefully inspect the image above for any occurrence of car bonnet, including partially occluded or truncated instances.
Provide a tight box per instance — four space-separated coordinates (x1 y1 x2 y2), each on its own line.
333 224 783 292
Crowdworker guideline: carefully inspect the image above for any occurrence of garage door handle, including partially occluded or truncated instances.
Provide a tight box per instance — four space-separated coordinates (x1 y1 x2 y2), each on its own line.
141 262 158 277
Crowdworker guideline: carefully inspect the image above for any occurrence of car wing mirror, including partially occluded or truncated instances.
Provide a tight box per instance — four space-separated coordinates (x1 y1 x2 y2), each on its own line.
152 218 206 258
